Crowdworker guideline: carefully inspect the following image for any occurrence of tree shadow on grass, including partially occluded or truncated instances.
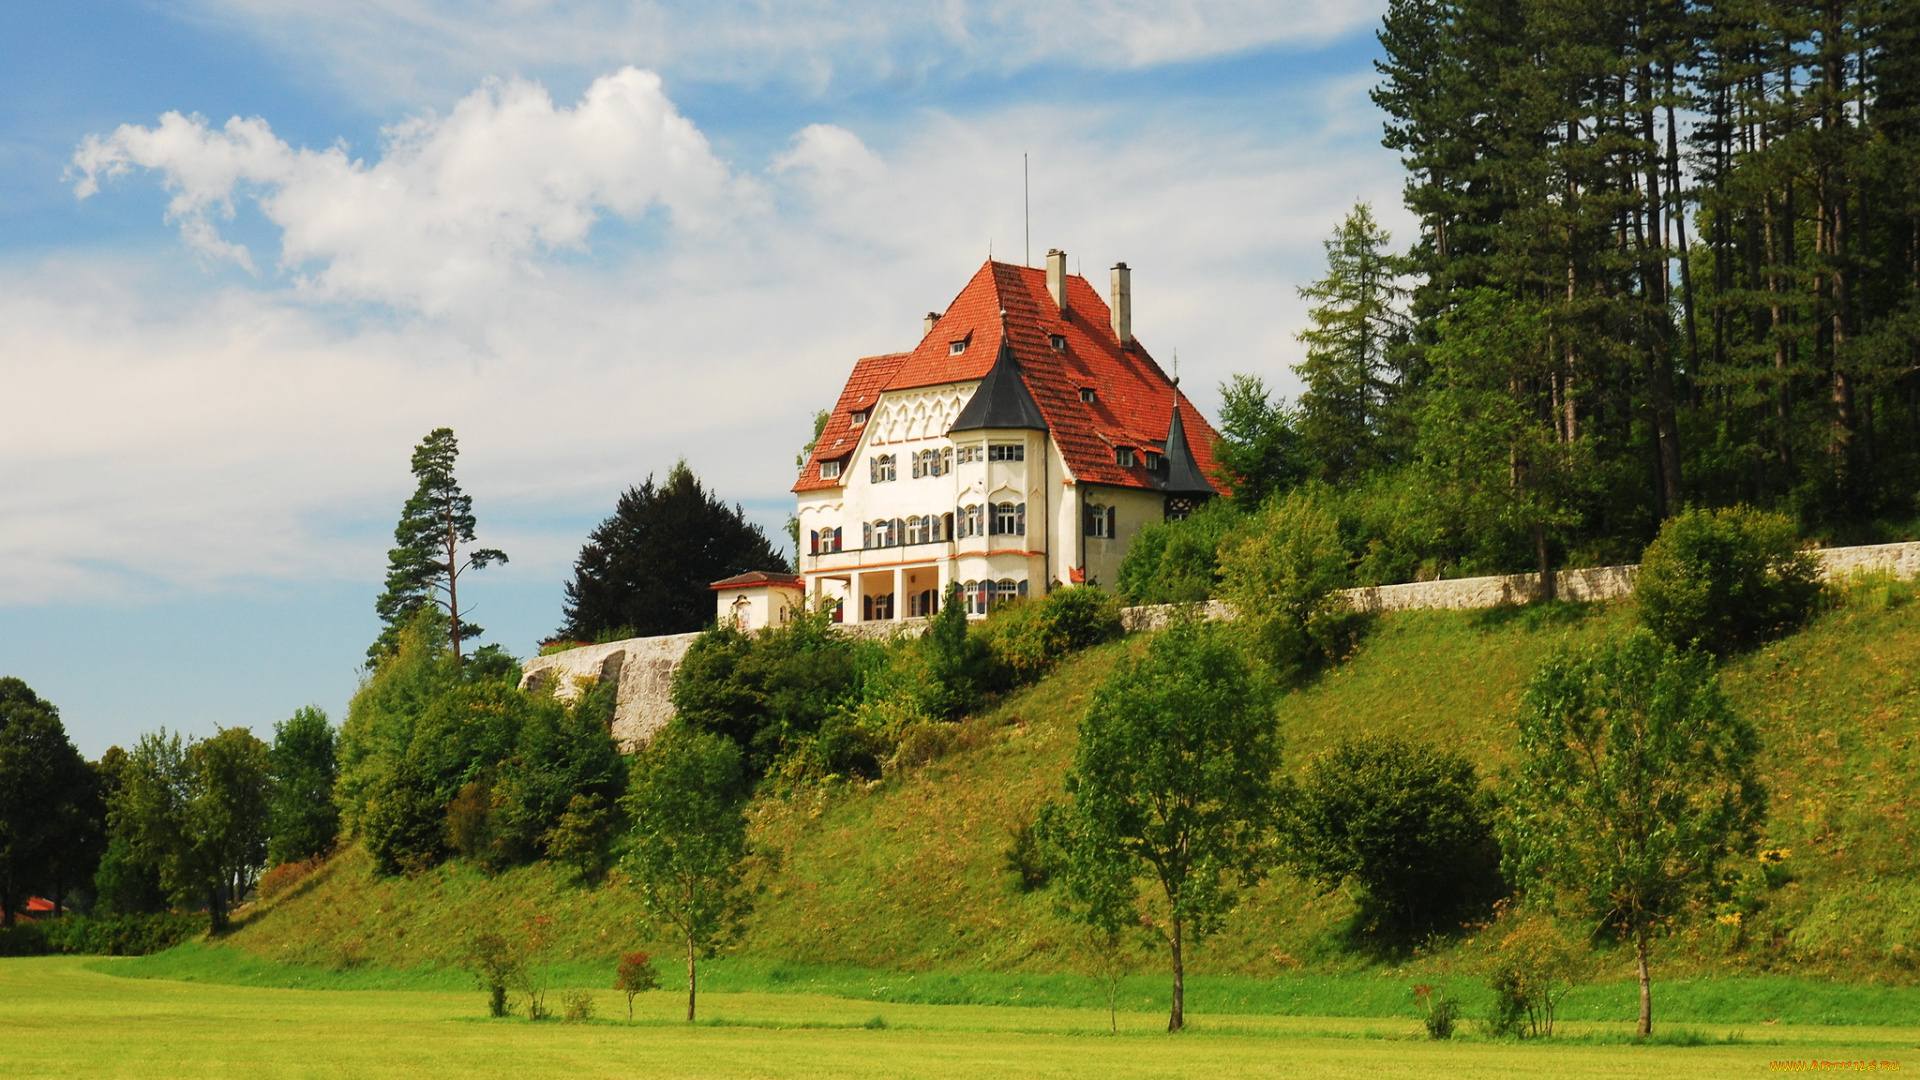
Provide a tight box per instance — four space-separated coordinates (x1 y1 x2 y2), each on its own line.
1466 600 1604 634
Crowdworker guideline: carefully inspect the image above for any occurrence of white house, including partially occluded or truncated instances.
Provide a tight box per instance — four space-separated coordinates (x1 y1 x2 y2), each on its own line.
793 251 1220 624
711 571 806 632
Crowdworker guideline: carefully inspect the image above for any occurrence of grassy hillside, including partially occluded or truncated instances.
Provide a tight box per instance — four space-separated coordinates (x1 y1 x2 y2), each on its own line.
220 586 1920 987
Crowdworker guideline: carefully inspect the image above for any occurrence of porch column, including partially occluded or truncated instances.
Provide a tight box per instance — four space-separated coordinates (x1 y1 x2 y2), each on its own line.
894 566 905 621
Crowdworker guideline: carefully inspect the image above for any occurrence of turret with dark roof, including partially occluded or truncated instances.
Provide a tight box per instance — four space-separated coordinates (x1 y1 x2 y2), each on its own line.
947 326 1048 435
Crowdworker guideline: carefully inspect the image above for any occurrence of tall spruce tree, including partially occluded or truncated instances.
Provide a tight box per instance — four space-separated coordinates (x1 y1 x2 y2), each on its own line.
557 462 787 642
1294 203 1411 483
371 428 507 665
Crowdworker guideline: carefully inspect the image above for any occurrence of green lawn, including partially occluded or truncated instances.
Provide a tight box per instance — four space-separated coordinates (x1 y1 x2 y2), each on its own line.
4 956 1913 1079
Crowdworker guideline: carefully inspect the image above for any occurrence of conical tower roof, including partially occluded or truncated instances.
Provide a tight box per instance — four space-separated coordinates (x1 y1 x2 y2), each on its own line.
947 328 1048 434
1158 393 1215 496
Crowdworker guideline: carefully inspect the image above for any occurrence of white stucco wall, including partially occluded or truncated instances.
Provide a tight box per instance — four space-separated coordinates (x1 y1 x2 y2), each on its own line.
799 377 1065 622
716 584 804 632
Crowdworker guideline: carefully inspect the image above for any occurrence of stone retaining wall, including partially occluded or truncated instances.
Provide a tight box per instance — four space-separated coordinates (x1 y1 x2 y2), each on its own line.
520 633 700 751
527 540 1920 748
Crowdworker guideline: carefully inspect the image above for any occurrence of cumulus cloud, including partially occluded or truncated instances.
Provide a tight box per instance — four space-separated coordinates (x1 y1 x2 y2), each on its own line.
21 67 1405 610
182 0 1384 106
72 69 747 314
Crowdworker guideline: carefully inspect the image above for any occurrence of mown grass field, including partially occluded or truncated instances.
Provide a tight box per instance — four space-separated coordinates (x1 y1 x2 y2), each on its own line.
5 955 1913 1080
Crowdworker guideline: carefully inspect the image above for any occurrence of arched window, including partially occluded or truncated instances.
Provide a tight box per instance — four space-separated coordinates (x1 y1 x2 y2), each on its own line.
995 579 1021 607
1084 504 1116 538
990 502 1024 536
966 580 989 616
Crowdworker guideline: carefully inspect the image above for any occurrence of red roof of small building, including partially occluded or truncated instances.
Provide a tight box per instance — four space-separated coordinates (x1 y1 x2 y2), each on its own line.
793 260 1219 493
25 897 54 913
710 571 805 590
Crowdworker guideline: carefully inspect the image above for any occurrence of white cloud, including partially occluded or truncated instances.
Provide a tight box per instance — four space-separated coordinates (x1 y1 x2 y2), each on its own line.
15 68 1406 608
73 69 748 314
183 0 1384 106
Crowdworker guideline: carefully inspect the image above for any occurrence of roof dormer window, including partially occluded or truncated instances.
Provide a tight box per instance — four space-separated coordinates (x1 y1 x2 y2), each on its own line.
1050 334 1066 351
949 340 967 355
820 459 843 480
1079 387 1096 403
1115 447 1136 467
851 410 868 426
1144 450 1164 471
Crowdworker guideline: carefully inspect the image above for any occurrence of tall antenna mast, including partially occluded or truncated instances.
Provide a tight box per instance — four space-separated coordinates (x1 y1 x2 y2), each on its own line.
1023 153 1030 267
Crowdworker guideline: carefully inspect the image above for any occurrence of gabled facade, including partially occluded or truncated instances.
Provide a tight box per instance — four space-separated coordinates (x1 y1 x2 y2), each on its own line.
794 251 1220 623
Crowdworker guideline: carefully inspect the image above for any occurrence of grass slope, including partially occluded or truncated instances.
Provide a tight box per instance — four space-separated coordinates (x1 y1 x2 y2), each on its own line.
219 589 1920 997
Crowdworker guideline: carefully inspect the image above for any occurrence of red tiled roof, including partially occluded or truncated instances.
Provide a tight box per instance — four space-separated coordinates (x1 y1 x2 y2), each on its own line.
793 351 911 493
710 571 805 590
795 260 1220 493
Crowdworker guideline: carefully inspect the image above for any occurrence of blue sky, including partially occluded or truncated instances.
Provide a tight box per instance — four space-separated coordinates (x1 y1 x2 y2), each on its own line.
1 0 1408 757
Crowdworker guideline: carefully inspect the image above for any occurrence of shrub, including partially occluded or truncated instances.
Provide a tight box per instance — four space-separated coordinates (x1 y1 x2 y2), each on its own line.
1413 984 1459 1040
561 989 595 1023
541 793 615 881
1217 488 1362 682
1480 911 1586 1038
1280 735 1503 942
0 913 204 957
1635 506 1821 656
1115 499 1243 604
1003 819 1052 892
920 584 997 721
465 930 524 1017
614 951 661 1019
889 720 958 771
980 586 1122 686
256 857 323 903
671 612 872 779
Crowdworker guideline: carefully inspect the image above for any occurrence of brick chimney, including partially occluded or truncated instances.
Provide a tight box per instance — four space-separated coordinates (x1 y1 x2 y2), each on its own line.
1046 248 1067 312
1110 262 1132 345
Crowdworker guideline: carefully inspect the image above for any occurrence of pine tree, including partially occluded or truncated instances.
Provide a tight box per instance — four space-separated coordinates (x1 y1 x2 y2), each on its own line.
371 428 507 665
1294 204 1410 484
557 461 787 642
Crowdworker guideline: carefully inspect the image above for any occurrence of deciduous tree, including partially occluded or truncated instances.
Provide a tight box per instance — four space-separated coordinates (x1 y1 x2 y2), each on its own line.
267 706 338 866
0 679 97 924
619 725 753 1023
1039 620 1281 1032
1503 630 1766 1037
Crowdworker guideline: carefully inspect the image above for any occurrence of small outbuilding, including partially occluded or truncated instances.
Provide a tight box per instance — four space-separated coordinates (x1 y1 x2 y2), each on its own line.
711 571 806 632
